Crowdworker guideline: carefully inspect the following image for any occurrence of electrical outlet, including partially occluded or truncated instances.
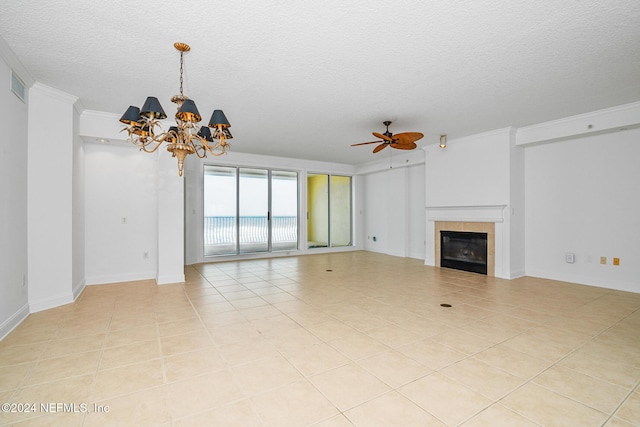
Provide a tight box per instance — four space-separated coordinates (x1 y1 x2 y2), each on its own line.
613 257 620 266
600 256 607 265
143 252 149 259
565 253 575 263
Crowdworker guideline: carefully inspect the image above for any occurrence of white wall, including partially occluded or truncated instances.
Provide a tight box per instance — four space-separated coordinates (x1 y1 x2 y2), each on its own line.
27 83 80 312
84 143 158 284
525 127 640 292
360 151 426 259
0 55 29 338
425 129 511 207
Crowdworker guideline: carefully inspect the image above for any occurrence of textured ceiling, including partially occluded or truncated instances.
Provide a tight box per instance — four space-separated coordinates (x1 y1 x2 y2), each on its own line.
1 0 639 165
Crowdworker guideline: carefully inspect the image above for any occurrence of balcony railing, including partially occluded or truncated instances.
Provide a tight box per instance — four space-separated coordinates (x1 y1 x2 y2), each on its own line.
204 216 298 245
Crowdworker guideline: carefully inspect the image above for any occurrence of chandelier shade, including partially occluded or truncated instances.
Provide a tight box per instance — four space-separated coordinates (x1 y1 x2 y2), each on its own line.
119 106 141 125
176 99 202 123
209 109 231 128
119 42 233 176
197 126 213 141
140 97 167 120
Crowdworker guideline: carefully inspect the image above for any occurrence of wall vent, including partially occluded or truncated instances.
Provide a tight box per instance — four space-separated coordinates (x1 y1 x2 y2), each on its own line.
11 70 26 102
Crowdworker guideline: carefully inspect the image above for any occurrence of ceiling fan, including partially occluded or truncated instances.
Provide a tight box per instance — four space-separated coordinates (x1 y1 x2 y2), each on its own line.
351 121 424 153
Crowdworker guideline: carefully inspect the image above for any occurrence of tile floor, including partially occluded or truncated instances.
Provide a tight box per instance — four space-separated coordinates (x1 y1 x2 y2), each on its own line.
1 251 639 426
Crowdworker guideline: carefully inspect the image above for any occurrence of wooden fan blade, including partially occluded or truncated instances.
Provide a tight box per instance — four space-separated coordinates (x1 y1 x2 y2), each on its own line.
372 132 393 142
351 140 382 146
373 143 388 153
392 132 424 144
391 142 417 150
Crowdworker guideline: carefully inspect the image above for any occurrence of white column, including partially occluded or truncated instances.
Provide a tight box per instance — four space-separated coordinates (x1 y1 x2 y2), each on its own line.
27 83 79 311
156 148 185 285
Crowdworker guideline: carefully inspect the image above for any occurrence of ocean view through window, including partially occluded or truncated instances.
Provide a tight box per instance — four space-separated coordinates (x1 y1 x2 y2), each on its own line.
204 166 298 256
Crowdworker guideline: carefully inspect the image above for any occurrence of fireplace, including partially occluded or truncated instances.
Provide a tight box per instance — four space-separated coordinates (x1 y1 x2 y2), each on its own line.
440 231 488 275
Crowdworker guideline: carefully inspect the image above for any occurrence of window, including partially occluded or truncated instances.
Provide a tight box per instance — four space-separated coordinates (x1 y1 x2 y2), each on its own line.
307 174 352 248
204 166 298 256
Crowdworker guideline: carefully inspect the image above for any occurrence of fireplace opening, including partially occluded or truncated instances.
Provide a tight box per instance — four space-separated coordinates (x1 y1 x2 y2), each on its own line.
440 231 488 275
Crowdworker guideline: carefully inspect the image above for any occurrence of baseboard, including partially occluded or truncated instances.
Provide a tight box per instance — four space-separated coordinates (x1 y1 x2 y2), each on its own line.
29 292 75 313
72 278 86 300
85 271 156 285
525 269 640 293
156 273 186 285
0 303 30 341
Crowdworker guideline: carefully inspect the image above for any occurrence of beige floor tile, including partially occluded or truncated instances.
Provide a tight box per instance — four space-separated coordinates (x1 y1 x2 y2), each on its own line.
365 324 422 348
311 414 356 426
267 326 323 352
309 363 390 411
250 379 339 426
344 391 446 426
0 342 48 366
217 336 279 366
42 333 106 359
394 317 452 339
440 357 525 400
430 328 495 355
167 370 244 419
460 403 540 426
533 365 630 413
305 319 358 341
4 411 85 426
474 344 551 379
328 332 390 361
100 339 161 369
0 362 34 392
282 342 351 376
159 330 214 356
173 399 262 427
500 382 608 426
104 324 157 348
156 317 203 337
613 390 640 425
85 385 170 427
604 416 638 427
231 353 304 396
397 338 468 370
238 304 283 320
91 358 164 401
3 253 640 426
357 350 432 388
207 321 261 346
399 372 492 426
163 347 226 382
25 350 101 385
249 313 299 335
197 309 247 327
8 375 94 424
0 323 59 347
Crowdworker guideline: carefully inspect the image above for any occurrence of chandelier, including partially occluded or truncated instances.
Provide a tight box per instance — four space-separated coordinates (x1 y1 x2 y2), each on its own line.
119 42 232 176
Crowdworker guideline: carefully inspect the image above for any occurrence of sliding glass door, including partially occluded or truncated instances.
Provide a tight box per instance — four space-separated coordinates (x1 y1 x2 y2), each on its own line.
204 165 298 257
307 173 352 249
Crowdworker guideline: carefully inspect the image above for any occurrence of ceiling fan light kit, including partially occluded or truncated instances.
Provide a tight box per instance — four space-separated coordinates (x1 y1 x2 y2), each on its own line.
351 121 423 154
119 42 233 176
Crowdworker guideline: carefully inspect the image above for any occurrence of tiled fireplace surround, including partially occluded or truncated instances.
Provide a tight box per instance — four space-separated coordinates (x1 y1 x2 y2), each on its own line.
425 205 507 278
